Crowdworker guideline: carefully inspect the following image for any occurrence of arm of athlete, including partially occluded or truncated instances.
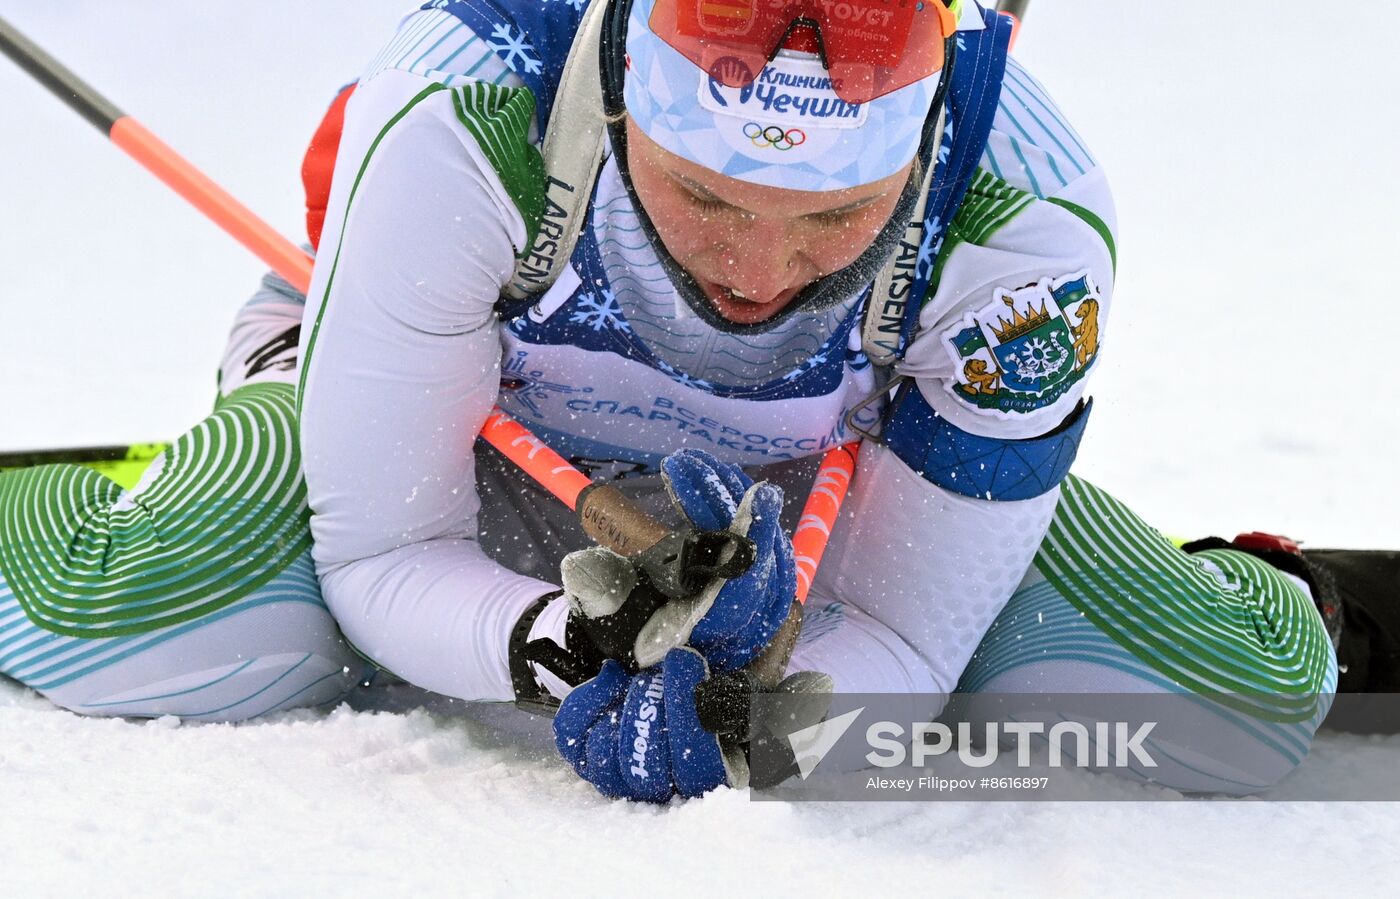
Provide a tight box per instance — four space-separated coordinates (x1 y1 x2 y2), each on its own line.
296 11 566 701
790 56 1118 701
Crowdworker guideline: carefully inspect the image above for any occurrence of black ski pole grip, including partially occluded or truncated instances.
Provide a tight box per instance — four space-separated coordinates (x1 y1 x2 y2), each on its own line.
576 483 754 599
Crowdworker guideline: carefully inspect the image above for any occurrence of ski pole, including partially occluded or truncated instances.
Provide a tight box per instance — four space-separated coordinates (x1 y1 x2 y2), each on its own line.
0 443 172 492
0 17 314 293
0 16 732 594
996 0 1031 48
483 412 858 604
792 442 859 604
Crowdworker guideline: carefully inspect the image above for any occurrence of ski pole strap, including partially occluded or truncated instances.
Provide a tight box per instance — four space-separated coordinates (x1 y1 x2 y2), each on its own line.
501 0 610 303
862 106 945 368
884 6 1012 362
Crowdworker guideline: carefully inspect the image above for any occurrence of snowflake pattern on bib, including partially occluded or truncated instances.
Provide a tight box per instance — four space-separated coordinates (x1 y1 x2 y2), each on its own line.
486 23 541 75
569 288 630 333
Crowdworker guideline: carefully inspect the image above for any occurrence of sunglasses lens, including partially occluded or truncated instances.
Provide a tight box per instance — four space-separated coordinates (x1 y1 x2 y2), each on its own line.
650 0 952 104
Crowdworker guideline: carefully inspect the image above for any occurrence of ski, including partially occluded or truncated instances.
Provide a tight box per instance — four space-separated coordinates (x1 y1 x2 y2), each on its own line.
0 442 171 490
0 443 168 468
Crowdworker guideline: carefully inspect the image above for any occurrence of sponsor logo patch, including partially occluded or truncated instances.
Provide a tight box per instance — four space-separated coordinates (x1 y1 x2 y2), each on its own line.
942 272 1102 416
698 53 868 130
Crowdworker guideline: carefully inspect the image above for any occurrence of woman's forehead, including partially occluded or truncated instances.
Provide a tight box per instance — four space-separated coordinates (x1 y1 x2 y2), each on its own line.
629 117 908 217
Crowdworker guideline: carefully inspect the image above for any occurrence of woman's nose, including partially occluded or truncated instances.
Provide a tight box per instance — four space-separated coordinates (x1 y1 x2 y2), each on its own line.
718 221 796 303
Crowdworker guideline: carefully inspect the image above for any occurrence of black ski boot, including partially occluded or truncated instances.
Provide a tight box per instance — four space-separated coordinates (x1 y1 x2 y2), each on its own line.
1305 548 1400 727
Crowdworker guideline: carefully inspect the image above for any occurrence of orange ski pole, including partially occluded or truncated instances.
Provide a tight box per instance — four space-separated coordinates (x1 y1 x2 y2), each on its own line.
793 442 860 604
996 0 1031 49
110 119 315 293
479 410 595 510
0 17 314 293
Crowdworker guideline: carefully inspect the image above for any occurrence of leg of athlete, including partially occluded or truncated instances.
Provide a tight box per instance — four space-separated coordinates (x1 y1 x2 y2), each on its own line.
953 476 1336 794
0 272 366 722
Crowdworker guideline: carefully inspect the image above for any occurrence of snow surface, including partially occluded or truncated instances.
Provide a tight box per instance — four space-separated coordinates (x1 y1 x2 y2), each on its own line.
2 1 1399 895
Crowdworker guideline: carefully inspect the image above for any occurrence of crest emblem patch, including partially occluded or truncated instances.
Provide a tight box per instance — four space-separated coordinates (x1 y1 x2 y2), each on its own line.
943 272 1102 416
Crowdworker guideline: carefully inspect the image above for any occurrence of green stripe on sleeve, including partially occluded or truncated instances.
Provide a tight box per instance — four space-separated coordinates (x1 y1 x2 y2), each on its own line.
1047 196 1117 274
450 83 545 252
297 82 452 412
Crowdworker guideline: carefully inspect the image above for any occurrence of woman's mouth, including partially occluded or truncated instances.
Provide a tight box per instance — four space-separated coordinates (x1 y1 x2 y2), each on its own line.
697 279 802 325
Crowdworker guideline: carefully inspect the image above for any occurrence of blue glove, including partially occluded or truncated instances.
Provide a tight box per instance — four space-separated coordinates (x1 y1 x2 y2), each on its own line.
554 648 739 802
633 449 797 673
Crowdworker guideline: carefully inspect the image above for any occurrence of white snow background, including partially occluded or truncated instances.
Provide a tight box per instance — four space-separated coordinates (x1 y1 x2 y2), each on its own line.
1 1 1398 896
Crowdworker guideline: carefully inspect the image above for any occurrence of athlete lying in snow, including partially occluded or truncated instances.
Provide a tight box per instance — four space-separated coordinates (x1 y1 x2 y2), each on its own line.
3 0 1390 801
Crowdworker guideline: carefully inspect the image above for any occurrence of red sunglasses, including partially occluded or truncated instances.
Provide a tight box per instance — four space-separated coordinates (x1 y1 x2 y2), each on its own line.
648 0 959 105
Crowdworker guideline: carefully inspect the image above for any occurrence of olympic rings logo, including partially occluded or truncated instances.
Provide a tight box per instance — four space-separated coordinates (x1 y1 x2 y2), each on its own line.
743 123 807 151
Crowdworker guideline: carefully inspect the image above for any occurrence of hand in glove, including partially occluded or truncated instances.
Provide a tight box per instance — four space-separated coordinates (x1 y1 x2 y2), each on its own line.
647 448 798 673
554 647 833 802
516 449 799 694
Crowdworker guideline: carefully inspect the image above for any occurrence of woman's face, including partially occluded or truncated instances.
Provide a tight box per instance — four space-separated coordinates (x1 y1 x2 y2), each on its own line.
625 118 913 326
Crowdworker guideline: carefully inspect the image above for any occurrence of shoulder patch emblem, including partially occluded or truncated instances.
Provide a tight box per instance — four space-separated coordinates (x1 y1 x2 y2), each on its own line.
942 271 1102 416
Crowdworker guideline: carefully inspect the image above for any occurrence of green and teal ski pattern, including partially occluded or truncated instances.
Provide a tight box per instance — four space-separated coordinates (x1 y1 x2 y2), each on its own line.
1027 477 1334 722
0 550 327 702
0 383 311 638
